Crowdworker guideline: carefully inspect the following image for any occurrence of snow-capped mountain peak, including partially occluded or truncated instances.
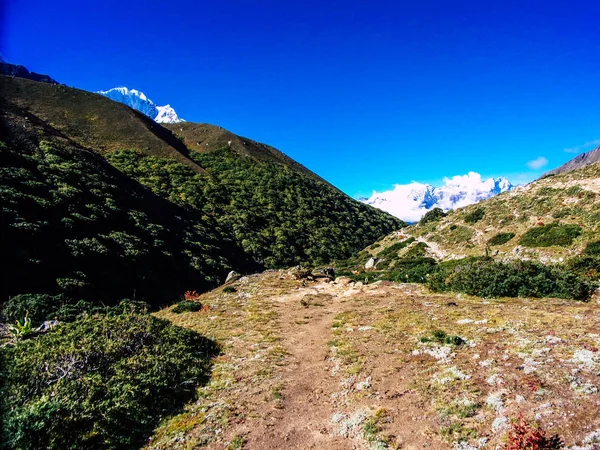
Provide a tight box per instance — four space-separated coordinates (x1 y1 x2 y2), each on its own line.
361 172 514 222
97 87 184 124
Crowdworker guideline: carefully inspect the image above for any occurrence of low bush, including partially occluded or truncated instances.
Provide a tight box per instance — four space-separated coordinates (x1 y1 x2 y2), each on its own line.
427 257 593 300
222 286 237 293
420 208 446 225
464 207 485 224
488 232 516 246
566 256 600 282
421 330 466 346
584 240 600 256
403 242 429 258
504 415 562 450
385 257 437 283
172 300 203 313
519 222 582 247
1 293 66 324
0 314 218 449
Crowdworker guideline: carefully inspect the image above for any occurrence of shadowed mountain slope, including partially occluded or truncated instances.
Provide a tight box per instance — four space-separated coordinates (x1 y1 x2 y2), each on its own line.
543 146 600 178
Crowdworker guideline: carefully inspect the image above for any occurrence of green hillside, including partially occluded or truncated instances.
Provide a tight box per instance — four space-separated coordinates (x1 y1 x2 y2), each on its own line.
0 99 256 309
335 163 600 300
0 77 402 309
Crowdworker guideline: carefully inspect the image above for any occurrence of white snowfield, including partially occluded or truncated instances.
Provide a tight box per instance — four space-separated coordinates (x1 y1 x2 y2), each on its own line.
97 86 184 124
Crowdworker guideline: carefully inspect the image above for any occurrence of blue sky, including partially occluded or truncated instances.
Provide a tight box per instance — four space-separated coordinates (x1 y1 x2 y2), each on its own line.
2 0 599 197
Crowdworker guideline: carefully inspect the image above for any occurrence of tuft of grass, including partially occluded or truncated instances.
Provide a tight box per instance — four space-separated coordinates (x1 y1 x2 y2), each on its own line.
223 286 237 293
172 300 203 313
227 435 245 450
421 329 466 346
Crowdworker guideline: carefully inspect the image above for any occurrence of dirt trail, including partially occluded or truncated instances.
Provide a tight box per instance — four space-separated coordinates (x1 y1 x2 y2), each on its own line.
248 287 350 449
226 281 441 450
153 272 600 450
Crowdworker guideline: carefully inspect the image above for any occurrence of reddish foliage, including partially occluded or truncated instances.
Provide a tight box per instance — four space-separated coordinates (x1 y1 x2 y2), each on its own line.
504 415 562 450
583 342 599 352
184 290 201 301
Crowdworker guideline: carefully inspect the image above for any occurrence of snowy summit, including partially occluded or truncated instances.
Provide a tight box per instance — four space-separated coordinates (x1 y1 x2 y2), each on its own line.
361 172 513 222
97 87 184 124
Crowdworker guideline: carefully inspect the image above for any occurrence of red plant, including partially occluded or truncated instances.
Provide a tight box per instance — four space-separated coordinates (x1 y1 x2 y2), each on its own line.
504 415 562 450
184 290 200 301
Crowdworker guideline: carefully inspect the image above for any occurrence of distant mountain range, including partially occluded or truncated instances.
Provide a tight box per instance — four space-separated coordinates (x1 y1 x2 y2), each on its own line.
360 172 513 222
97 87 184 124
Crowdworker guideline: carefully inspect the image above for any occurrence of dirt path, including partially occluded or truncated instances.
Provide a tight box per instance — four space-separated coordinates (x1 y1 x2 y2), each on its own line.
152 272 600 450
247 287 350 449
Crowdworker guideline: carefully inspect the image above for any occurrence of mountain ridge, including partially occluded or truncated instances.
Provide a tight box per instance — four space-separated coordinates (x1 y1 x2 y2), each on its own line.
542 146 600 178
97 86 184 124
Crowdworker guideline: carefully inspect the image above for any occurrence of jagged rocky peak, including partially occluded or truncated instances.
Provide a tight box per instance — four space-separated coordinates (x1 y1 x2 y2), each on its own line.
361 172 514 222
97 86 184 124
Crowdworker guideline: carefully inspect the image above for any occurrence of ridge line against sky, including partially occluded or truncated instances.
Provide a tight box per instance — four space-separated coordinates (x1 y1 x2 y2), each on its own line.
2 0 599 197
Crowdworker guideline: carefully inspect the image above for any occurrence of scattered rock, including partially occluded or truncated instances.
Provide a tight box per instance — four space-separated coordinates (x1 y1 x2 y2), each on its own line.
35 320 60 333
365 257 381 269
225 270 240 283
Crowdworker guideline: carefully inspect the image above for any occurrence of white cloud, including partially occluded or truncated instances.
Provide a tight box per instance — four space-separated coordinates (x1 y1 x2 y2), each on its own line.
564 139 600 154
361 172 513 222
526 156 549 170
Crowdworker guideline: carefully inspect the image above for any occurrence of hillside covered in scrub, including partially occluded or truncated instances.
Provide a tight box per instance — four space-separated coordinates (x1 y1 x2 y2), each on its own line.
0 75 402 306
335 161 599 301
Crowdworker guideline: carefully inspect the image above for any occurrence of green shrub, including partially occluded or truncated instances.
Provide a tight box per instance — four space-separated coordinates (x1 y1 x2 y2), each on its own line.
566 256 600 282
172 300 203 313
222 286 237 293
488 232 516 246
427 257 592 300
519 222 582 247
0 314 218 449
1 293 66 324
421 329 466 346
584 240 600 256
420 208 446 225
464 208 485 224
385 257 437 283
403 242 429 258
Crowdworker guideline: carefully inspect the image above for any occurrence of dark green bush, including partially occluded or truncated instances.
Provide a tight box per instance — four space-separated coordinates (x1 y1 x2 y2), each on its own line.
222 286 237 293
566 256 600 281
403 242 429 258
427 258 592 300
584 240 600 256
1 293 66 324
386 257 437 283
172 300 203 313
421 330 466 346
420 208 446 225
0 314 218 449
488 232 516 246
464 208 485 224
519 222 582 247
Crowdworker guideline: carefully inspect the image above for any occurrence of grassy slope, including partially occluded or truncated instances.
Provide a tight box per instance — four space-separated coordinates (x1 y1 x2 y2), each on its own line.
383 163 599 263
0 75 206 171
164 122 334 187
